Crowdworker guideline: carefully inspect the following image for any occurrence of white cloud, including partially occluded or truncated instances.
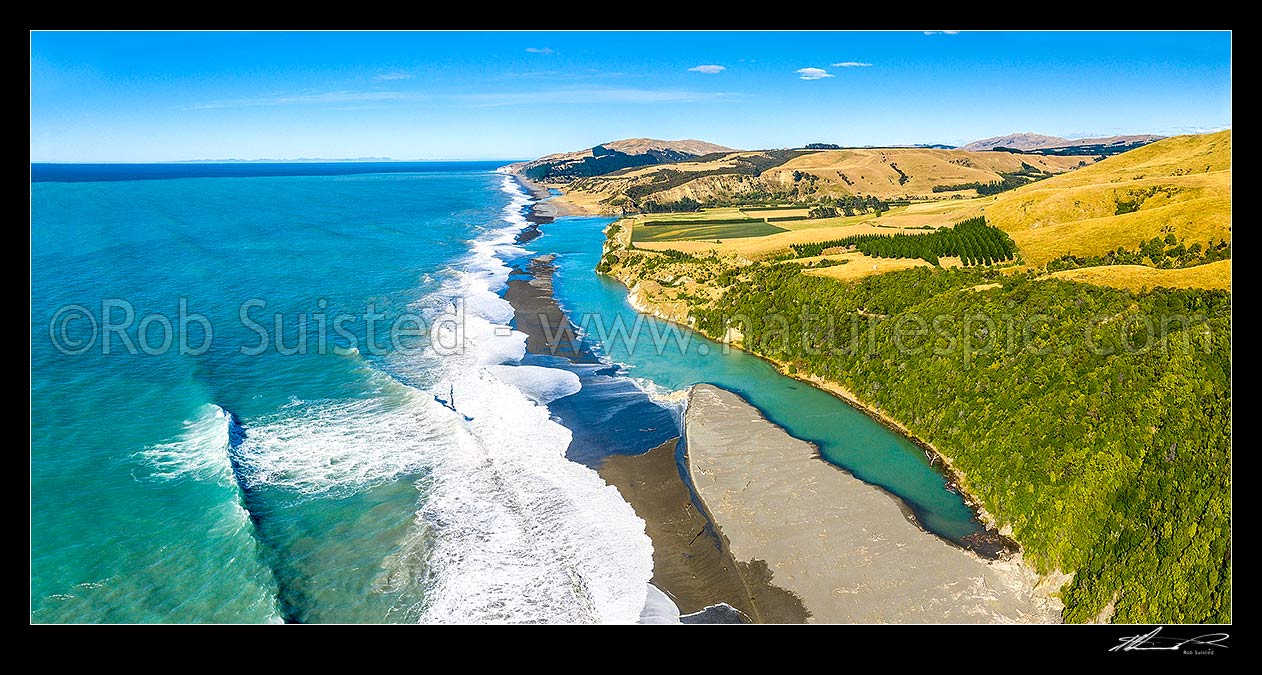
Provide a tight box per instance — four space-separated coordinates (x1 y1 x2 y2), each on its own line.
525 47 555 54
831 61 873 68
923 30 960 35
688 64 726 74
374 71 414 81
796 67 834 81
184 90 419 110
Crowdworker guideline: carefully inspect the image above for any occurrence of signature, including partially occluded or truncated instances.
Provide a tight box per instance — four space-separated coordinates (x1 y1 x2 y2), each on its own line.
1111 627 1230 652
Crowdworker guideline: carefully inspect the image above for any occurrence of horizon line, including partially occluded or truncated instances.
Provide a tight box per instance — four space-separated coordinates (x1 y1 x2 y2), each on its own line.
29 158 532 165
28 126 1231 165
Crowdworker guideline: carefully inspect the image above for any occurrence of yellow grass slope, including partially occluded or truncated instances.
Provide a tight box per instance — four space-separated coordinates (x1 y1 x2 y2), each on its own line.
765 148 1084 198
981 131 1231 265
803 253 934 281
1013 195 1231 267
594 133 1231 294
1049 260 1231 292
560 147 1090 212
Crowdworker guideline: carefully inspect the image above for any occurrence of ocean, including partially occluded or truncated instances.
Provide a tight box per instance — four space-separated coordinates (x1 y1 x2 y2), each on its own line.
31 163 655 623
31 162 985 624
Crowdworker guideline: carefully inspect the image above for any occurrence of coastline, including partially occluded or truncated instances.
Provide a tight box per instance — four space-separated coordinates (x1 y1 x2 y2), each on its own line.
507 191 1060 621
503 254 596 363
502 247 785 622
683 383 1064 623
511 172 595 217
501 189 764 622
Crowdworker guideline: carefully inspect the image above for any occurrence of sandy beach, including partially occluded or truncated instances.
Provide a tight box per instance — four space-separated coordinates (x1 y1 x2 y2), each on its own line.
500 213 804 622
502 243 796 622
511 172 595 216
503 254 597 363
599 440 809 623
685 383 1064 624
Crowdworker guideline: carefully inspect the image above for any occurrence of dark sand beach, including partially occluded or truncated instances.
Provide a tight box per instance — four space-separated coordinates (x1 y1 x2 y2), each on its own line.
503 254 595 363
684 383 1064 624
501 205 802 623
599 440 808 623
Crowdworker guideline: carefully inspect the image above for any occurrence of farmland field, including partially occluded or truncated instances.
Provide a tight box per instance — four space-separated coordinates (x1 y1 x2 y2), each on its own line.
632 219 789 242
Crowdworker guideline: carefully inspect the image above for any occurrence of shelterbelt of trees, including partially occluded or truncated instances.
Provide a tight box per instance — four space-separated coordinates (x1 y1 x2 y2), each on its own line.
790 216 1017 266
683 264 1230 623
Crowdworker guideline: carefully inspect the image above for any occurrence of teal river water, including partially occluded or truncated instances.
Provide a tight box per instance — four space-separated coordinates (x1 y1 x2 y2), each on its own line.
30 164 980 623
517 213 982 540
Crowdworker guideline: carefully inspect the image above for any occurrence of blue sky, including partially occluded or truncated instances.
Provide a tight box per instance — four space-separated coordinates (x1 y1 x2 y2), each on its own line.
30 31 1232 162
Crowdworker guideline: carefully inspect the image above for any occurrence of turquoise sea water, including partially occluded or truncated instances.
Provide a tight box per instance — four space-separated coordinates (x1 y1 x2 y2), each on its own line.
31 165 981 624
31 165 655 623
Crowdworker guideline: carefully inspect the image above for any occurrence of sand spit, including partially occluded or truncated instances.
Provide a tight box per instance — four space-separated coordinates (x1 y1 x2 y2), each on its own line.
684 384 1063 624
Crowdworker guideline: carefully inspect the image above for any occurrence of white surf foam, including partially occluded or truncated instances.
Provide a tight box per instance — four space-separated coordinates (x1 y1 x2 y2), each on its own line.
487 364 582 404
630 377 690 407
135 403 235 483
227 175 652 623
230 382 454 497
639 583 682 624
391 175 651 623
403 369 651 623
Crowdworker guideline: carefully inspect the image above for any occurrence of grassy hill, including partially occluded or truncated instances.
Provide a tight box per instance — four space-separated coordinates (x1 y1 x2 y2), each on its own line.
593 131 1232 623
590 131 1231 292
1048 260 1231 292
963 132 1164 153
769 148 1085 198
506 138 735 184
980 130 1231 267
556 147 1090 212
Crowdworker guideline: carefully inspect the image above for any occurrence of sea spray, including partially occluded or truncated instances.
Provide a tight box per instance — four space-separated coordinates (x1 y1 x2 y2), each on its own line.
229 380 454 498
135 403 237 483
392 175 653 623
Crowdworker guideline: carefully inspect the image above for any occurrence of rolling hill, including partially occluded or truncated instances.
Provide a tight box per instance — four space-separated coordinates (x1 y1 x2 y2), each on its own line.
583 131 1230 292
963 132 1165 153
1047 260 1231 292
590 131 1231 625
975 130 1231 267
555 147 1090 213
506 138 735 184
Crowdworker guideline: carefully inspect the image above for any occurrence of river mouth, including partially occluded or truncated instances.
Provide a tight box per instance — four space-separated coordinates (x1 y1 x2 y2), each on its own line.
502 198 1011 558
